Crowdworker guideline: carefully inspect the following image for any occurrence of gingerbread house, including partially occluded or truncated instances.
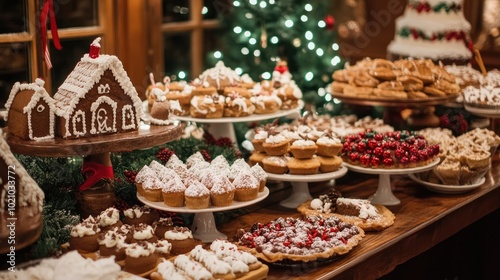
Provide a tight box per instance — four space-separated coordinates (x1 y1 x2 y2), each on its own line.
0 129 44 253
5 78 56 141
52 38 143 139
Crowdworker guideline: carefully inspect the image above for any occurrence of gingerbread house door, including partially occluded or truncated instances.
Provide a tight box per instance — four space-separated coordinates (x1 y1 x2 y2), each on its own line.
90 96 117 135
28 100 53 140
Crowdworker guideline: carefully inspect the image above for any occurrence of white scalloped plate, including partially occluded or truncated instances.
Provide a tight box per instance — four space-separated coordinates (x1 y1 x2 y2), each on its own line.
409 173 485 194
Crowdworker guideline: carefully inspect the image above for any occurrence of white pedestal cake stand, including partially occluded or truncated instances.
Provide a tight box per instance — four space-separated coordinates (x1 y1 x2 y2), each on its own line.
343 158 440 206
464 104 500 136
177 108 301 144
266 166 348 208
137 187 269 243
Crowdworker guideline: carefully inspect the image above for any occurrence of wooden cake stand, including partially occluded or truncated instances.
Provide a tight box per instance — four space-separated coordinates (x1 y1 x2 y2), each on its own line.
331 92 459 130
5 122 183 217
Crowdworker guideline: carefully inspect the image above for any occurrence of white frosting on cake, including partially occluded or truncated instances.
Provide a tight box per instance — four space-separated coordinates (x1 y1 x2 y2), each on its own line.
463 85 500 105
123 205 152 219
210 175 235 195
135 165 157 184
317 136 341 145
98 232 126 248
253 130 268 140
232 170 259 190
250 164 268 181
70 217 100 237
387 0 472 60
199 61 241 89
337 197 380 219
186 151 206 169
184 180 210 197
291 139 316 147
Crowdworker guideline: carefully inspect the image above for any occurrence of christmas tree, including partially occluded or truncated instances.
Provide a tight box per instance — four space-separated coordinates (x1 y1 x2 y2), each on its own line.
208 0 343 112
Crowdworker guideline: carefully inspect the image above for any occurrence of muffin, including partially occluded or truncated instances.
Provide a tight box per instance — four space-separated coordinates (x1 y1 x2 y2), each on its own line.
262 156 289 174
97 230 127 261
69 216 101 253
232 171 259 201
132 224 158 243
124 241 158 275
163 226 198 255
210 175 236 207
152 217 175 239
96 207 122 232
289 139 318 159
166 82 192 116
287 157 321 175
161 175 186 207
142 177 164 202
184 180 210 209
228 158 252 182
250 164 268 192
185 151 207 169
316 136 343 157
135 165 157 197
123 205 159 226
262 134 290 156
317 155 343 173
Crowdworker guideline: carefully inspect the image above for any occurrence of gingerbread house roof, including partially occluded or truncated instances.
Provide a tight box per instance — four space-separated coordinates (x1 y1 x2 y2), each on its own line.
52 54 143 121
0 129 44 214
4 78 55 122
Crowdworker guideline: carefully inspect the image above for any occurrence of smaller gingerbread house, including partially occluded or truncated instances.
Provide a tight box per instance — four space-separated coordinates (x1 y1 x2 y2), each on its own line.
52 38 143 139
5 78 56 141
0 129 44 253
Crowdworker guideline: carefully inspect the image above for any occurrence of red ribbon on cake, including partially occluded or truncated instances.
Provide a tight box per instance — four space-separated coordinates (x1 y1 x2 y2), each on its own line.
40 0 62 69
79 161 114 192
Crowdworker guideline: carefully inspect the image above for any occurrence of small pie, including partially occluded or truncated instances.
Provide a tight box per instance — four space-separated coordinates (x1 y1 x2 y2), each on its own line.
236 216 364 263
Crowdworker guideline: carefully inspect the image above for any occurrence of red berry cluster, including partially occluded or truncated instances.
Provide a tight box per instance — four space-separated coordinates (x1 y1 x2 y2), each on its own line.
215 137 233 148
156 147 175 163
123 169 138 183
341 131 439 168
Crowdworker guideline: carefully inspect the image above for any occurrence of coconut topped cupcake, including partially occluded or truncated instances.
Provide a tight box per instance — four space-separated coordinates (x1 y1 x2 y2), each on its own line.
186 151 207 169
184 180 210 209
232 171 259 201
135 165 157 184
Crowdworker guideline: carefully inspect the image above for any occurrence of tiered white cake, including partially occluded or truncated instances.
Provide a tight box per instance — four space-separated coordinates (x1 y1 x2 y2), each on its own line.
387 0 472 61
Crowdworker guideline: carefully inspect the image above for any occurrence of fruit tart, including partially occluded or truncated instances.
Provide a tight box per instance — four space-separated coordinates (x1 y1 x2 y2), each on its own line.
236 216 364 263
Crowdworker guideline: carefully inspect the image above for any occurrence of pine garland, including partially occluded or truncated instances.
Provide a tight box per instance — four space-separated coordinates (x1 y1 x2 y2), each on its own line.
13 133 243 259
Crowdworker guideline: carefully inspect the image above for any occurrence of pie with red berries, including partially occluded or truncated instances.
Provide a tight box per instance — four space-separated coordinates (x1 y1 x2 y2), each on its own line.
341 130 439 168
236 216 364 263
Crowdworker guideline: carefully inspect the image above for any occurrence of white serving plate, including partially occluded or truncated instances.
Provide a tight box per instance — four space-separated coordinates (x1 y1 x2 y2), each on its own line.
409 173 485 194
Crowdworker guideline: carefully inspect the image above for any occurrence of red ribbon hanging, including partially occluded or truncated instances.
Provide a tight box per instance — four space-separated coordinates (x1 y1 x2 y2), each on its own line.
79 161 115 192
40 0 62 69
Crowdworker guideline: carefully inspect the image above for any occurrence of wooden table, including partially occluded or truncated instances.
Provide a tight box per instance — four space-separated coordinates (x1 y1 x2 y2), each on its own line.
217 157 500 280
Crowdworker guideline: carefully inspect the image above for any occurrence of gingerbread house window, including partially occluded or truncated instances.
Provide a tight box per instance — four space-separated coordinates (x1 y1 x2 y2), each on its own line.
72 110 87 137
90 96 117 135
122 104 136 130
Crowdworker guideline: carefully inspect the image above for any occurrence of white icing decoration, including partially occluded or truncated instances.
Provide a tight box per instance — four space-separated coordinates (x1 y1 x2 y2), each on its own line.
97 83 110 94
121 104 136 130
174 255 213 280
90 96 117 134
72 110 87 137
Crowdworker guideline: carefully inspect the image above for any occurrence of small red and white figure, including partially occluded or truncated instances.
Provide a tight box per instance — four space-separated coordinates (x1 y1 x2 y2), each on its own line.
89 37 101 59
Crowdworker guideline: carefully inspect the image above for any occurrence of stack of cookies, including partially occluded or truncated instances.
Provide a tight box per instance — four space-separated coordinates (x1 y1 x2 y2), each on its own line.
331 58 461 100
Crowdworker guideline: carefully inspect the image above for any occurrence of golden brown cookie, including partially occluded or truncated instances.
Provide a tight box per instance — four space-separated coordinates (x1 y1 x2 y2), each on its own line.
397 75 424 91
372 58 396 69
373 88 408 99
407 91 429 99
331 81 348 93
344 85 373 96
369 67 397 80
377 81 405 91
423 86 447 96
332 69 352 83
350 71 379 88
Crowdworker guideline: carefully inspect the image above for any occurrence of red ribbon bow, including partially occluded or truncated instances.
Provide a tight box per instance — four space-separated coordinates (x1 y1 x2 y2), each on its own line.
79 161 114 192
40 0 62 69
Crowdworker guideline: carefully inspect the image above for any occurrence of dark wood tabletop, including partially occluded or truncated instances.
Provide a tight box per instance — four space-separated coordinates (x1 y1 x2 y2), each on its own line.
217 156 500 280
